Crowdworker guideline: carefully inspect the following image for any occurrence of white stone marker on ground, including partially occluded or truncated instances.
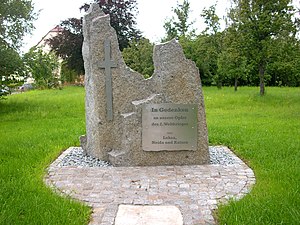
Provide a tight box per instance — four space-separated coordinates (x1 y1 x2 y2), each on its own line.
114 205 183 225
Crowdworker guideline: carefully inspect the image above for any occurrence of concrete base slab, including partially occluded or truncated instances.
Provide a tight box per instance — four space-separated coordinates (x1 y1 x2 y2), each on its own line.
115 205 183 225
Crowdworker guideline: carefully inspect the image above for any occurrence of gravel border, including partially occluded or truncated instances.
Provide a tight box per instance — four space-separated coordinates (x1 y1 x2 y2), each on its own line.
57 146 239 168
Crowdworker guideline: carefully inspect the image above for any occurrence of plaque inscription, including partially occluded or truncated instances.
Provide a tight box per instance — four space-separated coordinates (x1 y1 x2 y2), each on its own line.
142 104 198 151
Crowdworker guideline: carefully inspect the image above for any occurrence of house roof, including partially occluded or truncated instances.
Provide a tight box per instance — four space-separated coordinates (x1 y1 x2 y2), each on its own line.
35 25 64 49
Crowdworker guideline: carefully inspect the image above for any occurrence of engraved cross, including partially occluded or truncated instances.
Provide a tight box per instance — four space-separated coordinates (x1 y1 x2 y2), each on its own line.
100 39 116 121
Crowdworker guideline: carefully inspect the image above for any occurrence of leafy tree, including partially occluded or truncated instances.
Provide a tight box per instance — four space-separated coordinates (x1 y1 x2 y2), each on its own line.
227 0 299 95
0 43 25 98
48 18 84 75
217 25 250 91
48 0 141 75
203 5 223 87
122 38 154 78
179 35 219 86
217 46 248 91
180 38 218 85
163 20 179 41
60 63 80 84
266 36 300 86
0 0 36 97
178 4 224 87
23 47 60 89
163 0 194 41
162 1 221 85
0 0 36 49
201 4 221 35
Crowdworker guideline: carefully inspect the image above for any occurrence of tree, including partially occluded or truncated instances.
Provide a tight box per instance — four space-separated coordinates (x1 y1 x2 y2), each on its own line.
48 0 141 74
217 24 250 91
201 4 221 35
163 0 194 41
217 46 249 91
23 47 60 89
0 43 24 82
266 36 300 86
0 43 25 98
48 18 84 75
199 4 223 87
0 0 36 96
0 0 36 49
122 38 154 78
179 35 214 85
60 63 80 84
227 0 299 95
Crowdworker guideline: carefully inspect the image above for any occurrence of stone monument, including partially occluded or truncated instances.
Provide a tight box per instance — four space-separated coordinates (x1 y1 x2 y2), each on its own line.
80 3 209 166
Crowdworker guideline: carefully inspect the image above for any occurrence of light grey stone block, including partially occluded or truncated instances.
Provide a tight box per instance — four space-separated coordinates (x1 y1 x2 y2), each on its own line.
81 3 209 166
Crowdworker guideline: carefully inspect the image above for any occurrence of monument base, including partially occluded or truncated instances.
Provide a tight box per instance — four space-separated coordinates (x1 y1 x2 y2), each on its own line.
107 149 210 167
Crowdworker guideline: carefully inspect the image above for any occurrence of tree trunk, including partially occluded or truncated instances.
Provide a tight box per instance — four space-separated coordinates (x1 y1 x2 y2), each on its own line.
234 77 238 91
259 63 265 96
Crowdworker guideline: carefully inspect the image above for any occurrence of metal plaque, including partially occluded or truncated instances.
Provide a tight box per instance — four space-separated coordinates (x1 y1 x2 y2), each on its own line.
142 104 198 151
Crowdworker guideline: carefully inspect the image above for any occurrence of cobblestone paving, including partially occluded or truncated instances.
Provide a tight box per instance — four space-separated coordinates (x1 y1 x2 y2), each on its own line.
45 146 255 225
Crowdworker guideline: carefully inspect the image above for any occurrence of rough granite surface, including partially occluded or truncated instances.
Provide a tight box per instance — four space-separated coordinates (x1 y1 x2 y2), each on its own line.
82 3 209 166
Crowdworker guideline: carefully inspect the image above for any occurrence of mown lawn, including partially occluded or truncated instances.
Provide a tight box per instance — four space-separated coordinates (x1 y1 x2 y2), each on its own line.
0 87 90 225
0 86 299 224
203 87 300 224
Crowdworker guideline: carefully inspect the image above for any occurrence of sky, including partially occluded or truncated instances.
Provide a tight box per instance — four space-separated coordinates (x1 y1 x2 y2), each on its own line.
21 0 230 53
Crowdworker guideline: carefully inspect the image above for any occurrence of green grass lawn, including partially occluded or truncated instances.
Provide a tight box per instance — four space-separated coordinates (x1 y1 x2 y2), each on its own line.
203 87 300 224
0 87 90 224
0 86 299 224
